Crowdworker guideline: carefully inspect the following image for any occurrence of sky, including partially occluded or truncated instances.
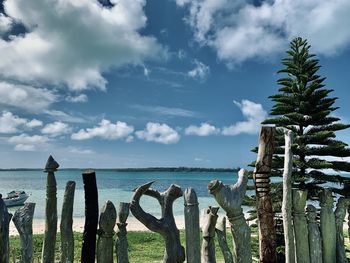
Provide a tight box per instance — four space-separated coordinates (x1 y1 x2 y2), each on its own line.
0 0 350 168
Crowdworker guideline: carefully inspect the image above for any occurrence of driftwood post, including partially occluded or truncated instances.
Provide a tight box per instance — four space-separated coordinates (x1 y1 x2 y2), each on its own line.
306 205 322 263
130 181 185 263
12 203 35 263
201 207 219 263
208 169 252 263
81 170 99 263
253 126 277 263
215 216 233 263
97 200 117 263
184 187 200 263
319 189 336 263
334 197 350 263
42 155 59 263
60 180 76 263
0 195 11 263
116 202 130 263
281 129 295 263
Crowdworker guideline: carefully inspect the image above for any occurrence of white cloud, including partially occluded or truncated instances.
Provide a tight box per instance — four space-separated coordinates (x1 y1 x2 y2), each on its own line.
44 110 88 123
41 121 72 137
0 14 11 35
1 0 166 90
185 123 219 136
0 111 43 133
66 94 88 103
71 119 134 140
8 133 49 151
132 104 198 118
136 122 180 144
69 147 94 155
222 100 267 136
14 144 35 151
188 60 210 81
26 119 43 128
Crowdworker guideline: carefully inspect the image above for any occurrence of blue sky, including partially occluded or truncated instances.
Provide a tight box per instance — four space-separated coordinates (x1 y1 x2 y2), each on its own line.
0 0 350 168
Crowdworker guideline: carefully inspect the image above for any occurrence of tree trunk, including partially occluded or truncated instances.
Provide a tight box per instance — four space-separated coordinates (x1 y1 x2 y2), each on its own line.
0 195 11 263
306 205 322 263
116 202 130 263
215 216 233 263
201 207 219 263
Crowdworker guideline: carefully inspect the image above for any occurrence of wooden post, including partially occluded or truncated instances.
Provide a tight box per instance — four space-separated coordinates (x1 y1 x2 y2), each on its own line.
0 194 12 263
334 197 350 263
253 126 277 263
12 203 35 263
60 180 76 263
201 206 219 263
184 187 200 263
42 155 59 263
81 170 99 263
306 205 322 263
281 130 295 263
97 200 116 263
116 202 130 263
215 216 233 263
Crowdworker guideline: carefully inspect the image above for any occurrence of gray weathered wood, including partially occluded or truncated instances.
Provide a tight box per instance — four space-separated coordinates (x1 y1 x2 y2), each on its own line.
208 169 252 263
97 200 117 263
306 205 322 263
334 197 350 263
215 216 233 263
60 180 76 263
281 129 295 263
41 155 59 263
12 203 35 263
0 195 12 263
116 202 130 263
201 206 219 263
184 187 200 263
319 189 336 263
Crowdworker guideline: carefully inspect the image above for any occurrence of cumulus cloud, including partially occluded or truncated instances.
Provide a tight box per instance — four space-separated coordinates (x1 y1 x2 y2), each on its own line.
66 94 88 103
185 123 219 136
0 111 43 133
222 100 267 136
8 133 49 151
26 119 43 128
136 122 180 144
71 119 134 140
0 14 11 35
41 121 72 137
188 60 210 81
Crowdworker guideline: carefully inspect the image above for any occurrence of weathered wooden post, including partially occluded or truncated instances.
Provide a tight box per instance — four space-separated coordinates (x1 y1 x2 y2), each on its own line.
184 187 200 263
334 197 350 263
0 194 12 263
201 206 219 263
253 126 277 263
215 216 233 263
281 129 295 263
319 189 336 263
81 170 99 263
306 205 322 263
97 200 116 263
292 189 310 263
116 202 130 263
208 169 252 263
42 155 59 263
130 181 185 263
60 180 76 263
12 203 35 263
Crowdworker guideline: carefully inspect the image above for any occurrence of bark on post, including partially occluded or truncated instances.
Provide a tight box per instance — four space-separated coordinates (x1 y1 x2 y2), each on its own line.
208 169 252 263
116 202 130 263
81 170 99 263
306 205 322 263
130 181 185 263
201 206 219 263
334 197 350 263
60 181 76 263
215 216 233 263
0 195 11 263
97 200 116 263
12 203 35 263
253 126 277 263
281 129 295 263
292 189 310 263
319 189 336 263
42 155 59 263
184 187 200 263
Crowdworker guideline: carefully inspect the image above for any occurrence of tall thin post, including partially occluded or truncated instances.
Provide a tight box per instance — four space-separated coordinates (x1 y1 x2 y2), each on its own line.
116 202 130 263
254 126 277 263
201 206 219 263
215 216 233 263
306 205 322 263
42 155 59 263
0 194 11 263
334 197 349 263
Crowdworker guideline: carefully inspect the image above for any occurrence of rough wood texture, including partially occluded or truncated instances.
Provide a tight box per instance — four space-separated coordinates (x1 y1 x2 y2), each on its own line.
334 197 350 263
184 187 200 263
130 181 185 263
201 207 219 263
97 200 116 263
208 169 251 263
0 195 12 263
292 189 310 263
81 170 99 263
60 181 76 263
319 189 336 263
281 130 295 263
42 155 59 263
253 126 277 263
215 216 233 263
116 202 130 263
306 205 322 263
12 203 35 263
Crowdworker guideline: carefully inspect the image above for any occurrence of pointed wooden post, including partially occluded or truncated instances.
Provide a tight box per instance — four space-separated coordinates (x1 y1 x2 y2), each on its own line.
0 195 12 263
201 206 219 263
60 181 76 263
306 205 322 263
334 197 350 263
215 216 233 263
116 202 130 263
42 155 59 263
